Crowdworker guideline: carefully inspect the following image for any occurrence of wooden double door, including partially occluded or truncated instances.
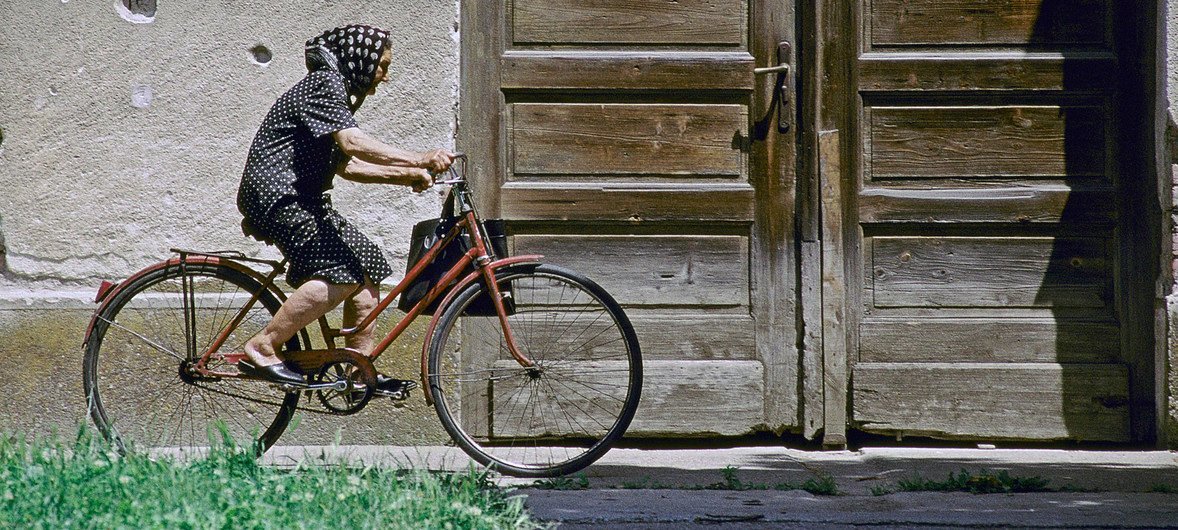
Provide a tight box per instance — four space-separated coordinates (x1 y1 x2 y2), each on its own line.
458 0 1157 442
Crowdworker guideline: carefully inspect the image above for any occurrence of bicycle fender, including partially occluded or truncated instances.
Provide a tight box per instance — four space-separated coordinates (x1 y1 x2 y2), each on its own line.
419 254 543 404
81 256 276 348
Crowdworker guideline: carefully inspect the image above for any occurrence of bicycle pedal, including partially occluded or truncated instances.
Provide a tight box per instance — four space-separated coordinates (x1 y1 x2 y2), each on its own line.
374 388 411 401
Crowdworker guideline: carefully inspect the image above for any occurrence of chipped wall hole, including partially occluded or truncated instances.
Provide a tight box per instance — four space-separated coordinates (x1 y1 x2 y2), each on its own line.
122 0 155 16
116 0 156 23
250 44 273 66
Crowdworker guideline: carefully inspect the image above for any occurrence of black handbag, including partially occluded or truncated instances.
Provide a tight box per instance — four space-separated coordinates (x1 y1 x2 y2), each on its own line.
397 211 511 316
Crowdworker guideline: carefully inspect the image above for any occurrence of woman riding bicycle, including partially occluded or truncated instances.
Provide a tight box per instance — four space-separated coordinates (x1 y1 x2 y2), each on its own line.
235 24 455 389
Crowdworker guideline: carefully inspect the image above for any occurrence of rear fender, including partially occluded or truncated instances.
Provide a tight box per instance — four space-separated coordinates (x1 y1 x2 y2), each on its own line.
82 256 276 347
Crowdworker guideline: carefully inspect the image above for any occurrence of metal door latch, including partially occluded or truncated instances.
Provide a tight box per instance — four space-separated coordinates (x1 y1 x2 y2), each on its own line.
754 42 791 132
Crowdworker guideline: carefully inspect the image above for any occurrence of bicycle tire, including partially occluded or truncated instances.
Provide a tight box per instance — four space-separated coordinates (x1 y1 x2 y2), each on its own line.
428 263 642 477
83 261 300 456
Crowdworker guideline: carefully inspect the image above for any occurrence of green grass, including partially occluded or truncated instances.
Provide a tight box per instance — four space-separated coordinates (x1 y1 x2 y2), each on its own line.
0 427 543 529
880 469 1052 495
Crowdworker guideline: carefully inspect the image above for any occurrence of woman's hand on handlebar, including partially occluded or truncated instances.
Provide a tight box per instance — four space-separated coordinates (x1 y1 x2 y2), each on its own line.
409 168 434 193
418 149 457 174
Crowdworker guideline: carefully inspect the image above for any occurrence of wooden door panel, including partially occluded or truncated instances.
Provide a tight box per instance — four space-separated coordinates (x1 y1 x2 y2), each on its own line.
859 54 1117 93
868 236 1111 309
502 52 755 91
514 235 749 307
488 360 764 436
857 187 1117 224
859 320 1121 363
853 363 1130 441
510 103 748 179
868 0 1109 46
511 0 747 46
868 106 1107 180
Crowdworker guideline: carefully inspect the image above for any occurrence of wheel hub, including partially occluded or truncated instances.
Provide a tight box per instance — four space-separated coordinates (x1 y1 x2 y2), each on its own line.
178 360 220 384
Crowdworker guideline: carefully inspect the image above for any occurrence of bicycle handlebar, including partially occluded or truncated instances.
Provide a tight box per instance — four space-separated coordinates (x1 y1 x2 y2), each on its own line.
434 152 468 186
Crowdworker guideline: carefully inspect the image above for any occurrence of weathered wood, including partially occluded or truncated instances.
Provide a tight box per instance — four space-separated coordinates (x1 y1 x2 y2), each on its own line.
502 52 755 91
512 234 749 307
750 0 800 432
819 130 848 447
869 106 1106 180
859 53 1118 92
490 360 765 436
847 0 1143 445
859 319 1121 363
852 363 1130 441
628 312 757 360
799 241 823 439
868 0 1109 47
465 0 793 440
501 183 756 222
458 0 502 216
869 236 1111 309
857 187 1118 224
512 0 746 46
510 103 747 179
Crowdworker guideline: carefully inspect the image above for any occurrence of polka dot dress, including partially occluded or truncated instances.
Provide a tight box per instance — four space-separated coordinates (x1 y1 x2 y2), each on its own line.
236 28 393 288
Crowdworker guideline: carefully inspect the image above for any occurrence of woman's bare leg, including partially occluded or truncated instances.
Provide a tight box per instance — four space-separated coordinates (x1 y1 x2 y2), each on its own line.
245 279 358 366
342 280 380 356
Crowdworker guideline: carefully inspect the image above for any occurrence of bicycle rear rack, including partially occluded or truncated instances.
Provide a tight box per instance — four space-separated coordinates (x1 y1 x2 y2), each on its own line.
170 248 286 271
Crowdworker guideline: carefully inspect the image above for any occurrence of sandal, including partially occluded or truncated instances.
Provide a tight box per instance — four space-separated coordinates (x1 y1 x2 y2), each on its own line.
238 360 305 386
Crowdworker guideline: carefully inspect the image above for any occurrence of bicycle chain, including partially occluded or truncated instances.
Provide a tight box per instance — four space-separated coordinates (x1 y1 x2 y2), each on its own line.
188 379 370 417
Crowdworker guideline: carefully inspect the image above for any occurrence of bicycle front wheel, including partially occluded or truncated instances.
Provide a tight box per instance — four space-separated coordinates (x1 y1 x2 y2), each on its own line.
83 261 300 456
428 264 642 477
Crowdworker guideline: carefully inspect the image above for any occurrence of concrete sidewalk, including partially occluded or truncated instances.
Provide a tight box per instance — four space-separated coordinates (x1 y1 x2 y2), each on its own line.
266 445 1178 528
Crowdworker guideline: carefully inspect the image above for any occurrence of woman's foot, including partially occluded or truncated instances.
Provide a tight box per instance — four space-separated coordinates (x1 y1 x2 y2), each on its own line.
238 360 305 386
238 341 303 386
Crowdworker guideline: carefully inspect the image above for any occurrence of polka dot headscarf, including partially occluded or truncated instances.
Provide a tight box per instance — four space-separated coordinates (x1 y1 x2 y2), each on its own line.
305 24 391 107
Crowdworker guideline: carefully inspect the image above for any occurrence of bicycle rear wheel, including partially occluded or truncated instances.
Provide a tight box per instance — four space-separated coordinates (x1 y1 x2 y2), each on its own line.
428 264 642 477
83 261 300 456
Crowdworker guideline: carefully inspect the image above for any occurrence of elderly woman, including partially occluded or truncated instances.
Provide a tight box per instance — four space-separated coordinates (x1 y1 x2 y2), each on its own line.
236 24 453 391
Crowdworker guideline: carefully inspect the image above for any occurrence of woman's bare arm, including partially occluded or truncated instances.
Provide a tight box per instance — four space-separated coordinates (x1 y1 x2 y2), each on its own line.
333 127 454 171
337 157 434 191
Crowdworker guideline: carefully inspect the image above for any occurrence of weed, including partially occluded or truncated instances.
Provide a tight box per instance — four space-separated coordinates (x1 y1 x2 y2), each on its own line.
532 473 590 490
702 466 841 496
798 473 841 496
1147 484 1177 494
0 425 542 529
896 469 1051 494
711 465 748 490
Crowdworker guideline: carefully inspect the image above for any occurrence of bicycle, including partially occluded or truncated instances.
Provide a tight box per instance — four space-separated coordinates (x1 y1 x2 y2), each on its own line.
82 155 643 477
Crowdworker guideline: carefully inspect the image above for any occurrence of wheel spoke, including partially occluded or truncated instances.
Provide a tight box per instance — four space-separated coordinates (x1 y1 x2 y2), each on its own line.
84 264 298 455
429 266 640 477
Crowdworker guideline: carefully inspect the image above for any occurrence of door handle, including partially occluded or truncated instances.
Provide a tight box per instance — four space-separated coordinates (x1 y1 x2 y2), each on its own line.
755 42 791 133
754 64 790 76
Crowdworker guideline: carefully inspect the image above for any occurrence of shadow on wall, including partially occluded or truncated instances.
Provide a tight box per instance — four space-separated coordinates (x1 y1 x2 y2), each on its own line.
1032 0 1158 443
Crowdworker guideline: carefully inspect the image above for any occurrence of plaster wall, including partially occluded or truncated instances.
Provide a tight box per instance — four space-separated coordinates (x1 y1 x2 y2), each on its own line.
0 1 459 442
